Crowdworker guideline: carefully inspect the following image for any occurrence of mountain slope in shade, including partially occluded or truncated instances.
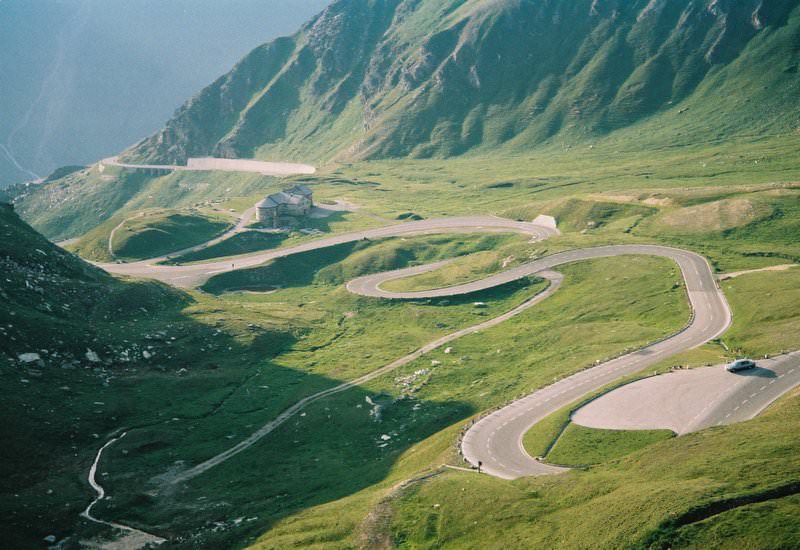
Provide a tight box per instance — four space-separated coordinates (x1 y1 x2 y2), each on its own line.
126 0 800 165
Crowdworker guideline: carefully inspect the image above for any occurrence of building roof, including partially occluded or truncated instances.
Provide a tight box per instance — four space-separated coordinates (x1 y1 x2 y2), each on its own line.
257 191 304 208
286 184 313 197
256 186 312 209
256 197 279 209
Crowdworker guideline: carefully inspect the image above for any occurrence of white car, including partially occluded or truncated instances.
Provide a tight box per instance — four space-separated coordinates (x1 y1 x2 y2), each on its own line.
726 358 756 372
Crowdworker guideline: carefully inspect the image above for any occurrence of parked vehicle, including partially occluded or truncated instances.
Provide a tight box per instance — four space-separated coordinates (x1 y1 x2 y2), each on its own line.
726 358 756 372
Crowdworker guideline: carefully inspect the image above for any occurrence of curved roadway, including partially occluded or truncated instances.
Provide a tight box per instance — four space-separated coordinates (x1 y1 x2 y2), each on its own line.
98 216 558 287
96 217 738 483
455 245 732 479
170 271 564 485
572 351 800 434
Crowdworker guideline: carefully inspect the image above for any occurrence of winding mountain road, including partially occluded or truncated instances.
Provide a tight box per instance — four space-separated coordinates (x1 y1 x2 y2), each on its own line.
457 245 732 479
93 215 797 485
342 242 738 479
169 270 564 485
98 216 558 287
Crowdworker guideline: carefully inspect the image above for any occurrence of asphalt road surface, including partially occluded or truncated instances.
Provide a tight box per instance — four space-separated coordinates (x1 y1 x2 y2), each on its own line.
459 245 732 479
94 216 790 484
169 271 564 485
101 156 315 176
572 351 800 434
98 216 558 287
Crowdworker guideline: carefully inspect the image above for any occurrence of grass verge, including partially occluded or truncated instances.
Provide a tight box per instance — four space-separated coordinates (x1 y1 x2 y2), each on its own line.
546 424 674 467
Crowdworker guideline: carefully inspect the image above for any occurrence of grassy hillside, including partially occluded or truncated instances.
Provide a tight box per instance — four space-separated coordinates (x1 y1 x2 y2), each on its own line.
124 0 800 164
7 0 800 248
67 208 235 262
11 164 280 241
2 1 799 546
0 202 198 546
386 388 800 549
2 204 708 547
108 209 233 261
9 165 152 240
0 203 188 355
381 249 520 292
544 424 675 466
162 230 289 264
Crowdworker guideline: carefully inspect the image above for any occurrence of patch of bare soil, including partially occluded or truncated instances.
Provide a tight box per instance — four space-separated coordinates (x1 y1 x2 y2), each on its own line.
660 198 771 232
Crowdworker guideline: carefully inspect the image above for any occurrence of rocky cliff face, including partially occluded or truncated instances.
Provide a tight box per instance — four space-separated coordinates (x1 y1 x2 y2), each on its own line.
125 0 800 164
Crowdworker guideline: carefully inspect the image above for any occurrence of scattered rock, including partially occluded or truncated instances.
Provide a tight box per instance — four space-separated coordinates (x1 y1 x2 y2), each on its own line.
18 352 41 363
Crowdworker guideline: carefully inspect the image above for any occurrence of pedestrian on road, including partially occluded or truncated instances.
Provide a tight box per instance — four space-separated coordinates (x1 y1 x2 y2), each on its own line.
477 460 482 474
232 263 235 270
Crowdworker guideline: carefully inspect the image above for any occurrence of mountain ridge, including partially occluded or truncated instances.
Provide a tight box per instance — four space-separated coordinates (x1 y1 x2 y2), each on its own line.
125 0 800 165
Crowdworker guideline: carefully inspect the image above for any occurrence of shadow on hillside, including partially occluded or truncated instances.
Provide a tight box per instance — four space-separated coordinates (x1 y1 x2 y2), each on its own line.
2 202 479 549
4 266 478 548
162 230 290 265
201 241 363 293
83 294 474 548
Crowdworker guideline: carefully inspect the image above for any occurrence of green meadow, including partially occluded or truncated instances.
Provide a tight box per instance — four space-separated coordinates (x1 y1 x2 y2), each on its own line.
4 133 800 548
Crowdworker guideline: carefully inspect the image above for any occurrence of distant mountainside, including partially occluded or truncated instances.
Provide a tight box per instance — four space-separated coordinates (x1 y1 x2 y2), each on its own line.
126 0 800 165
0 0 330 187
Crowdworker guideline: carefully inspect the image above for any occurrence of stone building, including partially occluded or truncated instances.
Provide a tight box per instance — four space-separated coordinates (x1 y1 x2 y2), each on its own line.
255 185 313 227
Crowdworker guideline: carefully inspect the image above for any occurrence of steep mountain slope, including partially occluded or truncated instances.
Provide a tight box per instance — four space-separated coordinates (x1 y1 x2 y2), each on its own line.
0 202 188 546
126 0 800 164
0 204 302 546
0 202 187 356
